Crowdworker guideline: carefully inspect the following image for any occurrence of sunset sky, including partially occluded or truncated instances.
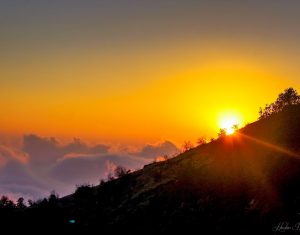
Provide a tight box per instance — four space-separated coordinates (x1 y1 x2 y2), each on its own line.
1 0 300 145
1 1 300 199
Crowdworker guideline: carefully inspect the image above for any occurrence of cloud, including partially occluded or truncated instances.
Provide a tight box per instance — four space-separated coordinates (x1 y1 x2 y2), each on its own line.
63 138 109 154
22 135 109 166
0 134 179 200
50 154 145 185
0 145 28 164
0 153 48 200
135 140 179 158
22 135 63 166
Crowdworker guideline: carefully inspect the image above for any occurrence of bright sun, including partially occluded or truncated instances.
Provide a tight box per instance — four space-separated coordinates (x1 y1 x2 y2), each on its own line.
219 114 241 135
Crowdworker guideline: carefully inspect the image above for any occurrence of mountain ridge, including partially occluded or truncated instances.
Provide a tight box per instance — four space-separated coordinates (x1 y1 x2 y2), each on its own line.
58 104 300 234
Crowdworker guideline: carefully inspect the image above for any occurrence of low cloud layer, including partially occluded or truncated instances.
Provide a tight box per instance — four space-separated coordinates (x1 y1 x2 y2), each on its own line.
135 141 179 158
23 135 109 166
0 135 179 201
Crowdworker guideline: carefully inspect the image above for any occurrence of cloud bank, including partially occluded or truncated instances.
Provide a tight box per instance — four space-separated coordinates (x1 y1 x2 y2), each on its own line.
0 135 179 200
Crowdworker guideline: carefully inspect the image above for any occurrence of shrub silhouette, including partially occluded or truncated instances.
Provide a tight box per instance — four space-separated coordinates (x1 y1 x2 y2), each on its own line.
114 165 131 178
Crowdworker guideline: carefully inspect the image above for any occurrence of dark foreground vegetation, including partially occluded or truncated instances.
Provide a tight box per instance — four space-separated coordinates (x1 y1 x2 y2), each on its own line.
2 88 300 234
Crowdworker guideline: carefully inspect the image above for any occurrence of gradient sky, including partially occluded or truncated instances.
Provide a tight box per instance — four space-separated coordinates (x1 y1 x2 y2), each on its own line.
1 0 300 146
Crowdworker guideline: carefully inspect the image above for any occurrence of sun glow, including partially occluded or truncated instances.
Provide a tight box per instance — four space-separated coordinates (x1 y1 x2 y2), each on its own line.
219 113 241 135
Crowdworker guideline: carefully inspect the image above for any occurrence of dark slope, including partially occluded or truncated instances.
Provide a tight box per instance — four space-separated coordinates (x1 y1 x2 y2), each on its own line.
5 105 300 234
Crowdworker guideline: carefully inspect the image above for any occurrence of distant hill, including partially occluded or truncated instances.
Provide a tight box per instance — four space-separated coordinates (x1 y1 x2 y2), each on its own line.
3 105 300 234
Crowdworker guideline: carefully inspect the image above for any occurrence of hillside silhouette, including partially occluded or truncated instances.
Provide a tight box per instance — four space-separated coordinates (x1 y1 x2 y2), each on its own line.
3 90 300 234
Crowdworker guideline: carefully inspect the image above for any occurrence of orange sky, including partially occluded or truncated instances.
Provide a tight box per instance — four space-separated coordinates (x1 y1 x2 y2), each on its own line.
1 1 300 147
1 46 299 146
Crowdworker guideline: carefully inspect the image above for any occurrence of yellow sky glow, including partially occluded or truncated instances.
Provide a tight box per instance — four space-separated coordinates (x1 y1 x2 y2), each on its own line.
1 45 299 146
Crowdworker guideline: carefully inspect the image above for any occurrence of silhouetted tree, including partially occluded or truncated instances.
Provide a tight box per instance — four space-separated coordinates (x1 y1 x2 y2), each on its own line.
48 191 59 206
259 88 300 119
0 195 9 208
218 128 227 138
0 196 15 209
162 154 169 161
107 173 115 181
114 165 131 178
28 199 34 207
99 179 105 186
276 87 300 107
16 197 26 209
197 137 207 146
6 200 15 209
182 141 194 152
232 124 239 132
